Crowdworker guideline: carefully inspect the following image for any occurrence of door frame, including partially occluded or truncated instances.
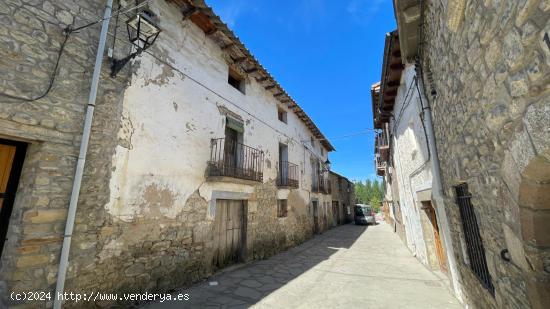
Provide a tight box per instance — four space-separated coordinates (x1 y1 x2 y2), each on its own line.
424 201 448 273
0 138 28 258
312 200 319 234
214 199 248 268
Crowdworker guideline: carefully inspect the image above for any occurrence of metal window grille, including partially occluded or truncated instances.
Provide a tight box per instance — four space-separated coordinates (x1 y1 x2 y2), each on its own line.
455 183 495 296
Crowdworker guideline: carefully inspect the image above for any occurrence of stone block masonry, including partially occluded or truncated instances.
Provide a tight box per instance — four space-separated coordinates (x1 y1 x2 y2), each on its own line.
422 0 549 308
1 0 132 307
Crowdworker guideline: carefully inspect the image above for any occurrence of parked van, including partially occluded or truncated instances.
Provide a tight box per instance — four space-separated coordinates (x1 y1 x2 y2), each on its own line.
354 204 376 225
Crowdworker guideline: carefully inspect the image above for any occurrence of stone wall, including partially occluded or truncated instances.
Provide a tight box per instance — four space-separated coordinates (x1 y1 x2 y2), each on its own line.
422 0 549 308
0 0 132 307
329 172 355 224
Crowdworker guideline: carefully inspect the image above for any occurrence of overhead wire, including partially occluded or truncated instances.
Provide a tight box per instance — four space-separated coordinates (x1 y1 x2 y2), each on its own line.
105 29 371 162
0 0 154 102
2 0 373 167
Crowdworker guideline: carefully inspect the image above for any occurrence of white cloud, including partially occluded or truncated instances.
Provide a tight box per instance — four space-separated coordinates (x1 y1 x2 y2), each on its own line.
208 0 246 27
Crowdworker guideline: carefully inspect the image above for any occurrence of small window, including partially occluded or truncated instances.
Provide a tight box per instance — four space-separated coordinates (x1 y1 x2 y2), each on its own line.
228 67 245 93
455 183 495 296
277 107 287 123
310 137 315 149
277 199 288 218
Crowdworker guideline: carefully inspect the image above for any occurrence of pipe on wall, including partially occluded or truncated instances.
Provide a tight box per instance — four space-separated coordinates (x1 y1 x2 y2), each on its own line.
53 1 113 308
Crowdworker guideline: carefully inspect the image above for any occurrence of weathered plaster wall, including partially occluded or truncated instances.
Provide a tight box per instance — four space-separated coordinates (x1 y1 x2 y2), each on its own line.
423 0 550 308
329 172 355 225
61 0 333 305
389 65 433 265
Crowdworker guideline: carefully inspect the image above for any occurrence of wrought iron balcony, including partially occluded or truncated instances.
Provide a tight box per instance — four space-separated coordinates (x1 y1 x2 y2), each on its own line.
375 155 386 176
277 161 299 188
208 138 264 182
312 177 331 194
376 123 390 161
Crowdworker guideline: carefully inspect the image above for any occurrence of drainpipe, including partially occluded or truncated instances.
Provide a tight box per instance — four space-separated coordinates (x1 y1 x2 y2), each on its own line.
53 1 113 308
416 71 464 301
413 0 462 300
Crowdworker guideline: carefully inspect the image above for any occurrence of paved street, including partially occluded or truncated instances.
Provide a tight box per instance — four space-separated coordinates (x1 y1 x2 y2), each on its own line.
142 222 462 308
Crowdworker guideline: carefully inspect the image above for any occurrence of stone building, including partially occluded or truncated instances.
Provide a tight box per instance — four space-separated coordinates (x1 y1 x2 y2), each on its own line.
329 171 355 225
372 29 460 294
0 0 345 307
388 0 550 308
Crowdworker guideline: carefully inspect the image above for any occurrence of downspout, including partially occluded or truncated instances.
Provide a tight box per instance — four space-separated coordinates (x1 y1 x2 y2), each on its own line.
416 0 463 301
53 1 113 308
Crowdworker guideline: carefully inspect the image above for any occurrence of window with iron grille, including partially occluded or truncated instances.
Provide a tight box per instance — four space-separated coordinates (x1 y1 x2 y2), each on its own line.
455 183 495 296
277 199 288 218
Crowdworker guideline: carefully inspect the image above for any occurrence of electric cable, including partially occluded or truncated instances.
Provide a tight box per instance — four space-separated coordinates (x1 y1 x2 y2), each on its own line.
0 32 70 102
0 0 154 102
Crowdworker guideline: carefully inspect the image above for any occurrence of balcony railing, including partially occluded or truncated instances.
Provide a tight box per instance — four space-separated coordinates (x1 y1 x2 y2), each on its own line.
277 161 299 188
375 155 386 176
208 138 264 182
376 123 390 161
312 177 331 194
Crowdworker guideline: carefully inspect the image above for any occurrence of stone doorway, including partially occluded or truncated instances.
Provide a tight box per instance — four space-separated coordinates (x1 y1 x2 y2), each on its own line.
0 139 27 258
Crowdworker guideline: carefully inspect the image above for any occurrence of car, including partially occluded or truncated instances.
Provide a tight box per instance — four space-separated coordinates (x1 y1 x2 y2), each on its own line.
354 204 376 225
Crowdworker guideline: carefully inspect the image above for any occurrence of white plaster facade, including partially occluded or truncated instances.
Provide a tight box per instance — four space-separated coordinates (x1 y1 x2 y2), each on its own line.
384 64 462 299
103 0 333 257
389 65 432 264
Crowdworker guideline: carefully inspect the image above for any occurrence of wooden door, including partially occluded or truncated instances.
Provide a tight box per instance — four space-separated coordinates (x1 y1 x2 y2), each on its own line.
312 201 319 234
0 144 16 211
0 140 27 257
332 201 339 226
427 203 448 272
214 200 246 268
224 127 239 174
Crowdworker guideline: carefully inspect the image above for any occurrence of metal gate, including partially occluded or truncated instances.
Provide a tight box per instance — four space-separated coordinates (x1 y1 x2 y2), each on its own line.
214 199 246 268
455 183 494 295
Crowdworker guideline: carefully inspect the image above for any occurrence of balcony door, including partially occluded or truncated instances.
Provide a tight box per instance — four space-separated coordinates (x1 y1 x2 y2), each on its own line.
224 123 243 176
279 143 288 185
311 159 320 190
0 139 27 257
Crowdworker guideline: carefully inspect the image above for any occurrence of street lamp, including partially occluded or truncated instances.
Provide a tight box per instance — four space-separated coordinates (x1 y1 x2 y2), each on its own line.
324 159 331 171
110 9 161 77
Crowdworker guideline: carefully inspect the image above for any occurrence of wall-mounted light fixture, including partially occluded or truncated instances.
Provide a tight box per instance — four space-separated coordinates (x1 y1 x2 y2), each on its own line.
324 159 331 171
110 9 161 77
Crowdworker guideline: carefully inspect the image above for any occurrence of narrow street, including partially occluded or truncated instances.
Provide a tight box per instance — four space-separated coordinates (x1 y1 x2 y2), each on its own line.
143 223 461 308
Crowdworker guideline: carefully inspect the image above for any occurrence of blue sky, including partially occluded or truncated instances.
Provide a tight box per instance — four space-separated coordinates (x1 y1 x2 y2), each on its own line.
206 0 396 182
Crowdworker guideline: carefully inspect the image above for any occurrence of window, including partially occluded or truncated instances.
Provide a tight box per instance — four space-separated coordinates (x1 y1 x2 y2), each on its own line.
277 199 288 217
455 183 495 296
277 107 287 123
228 67 245 93
310 137 315 149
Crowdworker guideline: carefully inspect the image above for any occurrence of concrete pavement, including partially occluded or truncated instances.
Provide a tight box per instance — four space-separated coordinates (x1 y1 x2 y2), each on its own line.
141 222 462 308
